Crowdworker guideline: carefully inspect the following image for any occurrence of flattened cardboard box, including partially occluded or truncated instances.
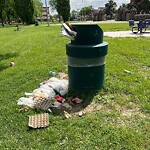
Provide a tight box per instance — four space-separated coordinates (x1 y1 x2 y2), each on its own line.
28 113 49 128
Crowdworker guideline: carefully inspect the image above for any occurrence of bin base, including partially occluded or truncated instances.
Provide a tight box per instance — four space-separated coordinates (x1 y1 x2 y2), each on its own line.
68 65 105 91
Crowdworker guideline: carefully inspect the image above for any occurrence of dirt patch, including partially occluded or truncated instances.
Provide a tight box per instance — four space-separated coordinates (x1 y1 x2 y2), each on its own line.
139 66 150 79
74 102 103 116
57 72 68 80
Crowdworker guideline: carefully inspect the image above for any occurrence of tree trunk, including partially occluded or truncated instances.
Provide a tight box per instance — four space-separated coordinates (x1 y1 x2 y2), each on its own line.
58 14 61 22
0 10 4 27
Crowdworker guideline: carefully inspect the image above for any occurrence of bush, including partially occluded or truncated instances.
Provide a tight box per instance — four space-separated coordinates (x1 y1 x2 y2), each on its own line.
134 14 150 21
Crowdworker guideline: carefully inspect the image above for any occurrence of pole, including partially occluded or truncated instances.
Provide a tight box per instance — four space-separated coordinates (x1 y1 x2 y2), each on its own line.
45 0 49 26
82 0 83 21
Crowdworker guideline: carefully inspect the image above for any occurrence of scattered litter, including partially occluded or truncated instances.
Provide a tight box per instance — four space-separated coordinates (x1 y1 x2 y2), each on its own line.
49 71 56 76
55 95 65 103
61 102 73 110
34 98 51 111
48 108 52 113
64 111 72 119
61 22 77 40
17 77 69 115
25 92 33 96
51 101 62 108
9 61 15 67
17 97 34 108
19 106 29 112
32 86 56 100
28 113 49 128
124 69 131 74
66 97 74 105
40 77 68 96
57 72 68 80
17 75 88 125
78 111 83 117
71 97 82 104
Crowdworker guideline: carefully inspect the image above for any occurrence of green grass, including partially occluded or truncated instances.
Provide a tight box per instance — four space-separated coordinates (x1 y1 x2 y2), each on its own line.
0 23 150 149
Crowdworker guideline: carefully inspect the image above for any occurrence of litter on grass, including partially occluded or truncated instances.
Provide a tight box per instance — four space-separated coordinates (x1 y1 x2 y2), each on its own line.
61 22 77 40
17 77 68 110
28 113 49 128
9 61 15 67
17 75 83 120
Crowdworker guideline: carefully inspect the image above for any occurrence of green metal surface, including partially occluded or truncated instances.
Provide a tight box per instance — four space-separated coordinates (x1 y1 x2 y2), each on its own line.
66 24 108 91
66 42 108 58
71 24 103 45
68 65 105 90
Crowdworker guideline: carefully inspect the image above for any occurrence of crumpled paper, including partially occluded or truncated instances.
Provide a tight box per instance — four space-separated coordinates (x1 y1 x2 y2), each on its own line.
61 23 77 40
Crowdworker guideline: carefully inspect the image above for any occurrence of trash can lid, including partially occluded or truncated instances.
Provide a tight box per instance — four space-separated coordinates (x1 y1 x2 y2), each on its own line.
71 24 103 45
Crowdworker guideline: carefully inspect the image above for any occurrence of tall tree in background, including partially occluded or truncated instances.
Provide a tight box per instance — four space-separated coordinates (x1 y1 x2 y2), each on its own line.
14 0 34 24
3 0 16 25
49 0 70 22
57 0 70 22
104 0 117 19
135 0 150 13
33 0 43 19
49 0 57 11
127 0 150 13
49 0 61 21
0 0 5 26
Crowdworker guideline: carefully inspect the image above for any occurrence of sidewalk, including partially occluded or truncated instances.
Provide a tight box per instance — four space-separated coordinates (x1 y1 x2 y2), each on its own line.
104 30 150 37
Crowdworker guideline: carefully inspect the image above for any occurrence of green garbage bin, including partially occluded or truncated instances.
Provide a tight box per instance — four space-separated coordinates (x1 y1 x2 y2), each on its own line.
35 20 39 26
66 24 108 91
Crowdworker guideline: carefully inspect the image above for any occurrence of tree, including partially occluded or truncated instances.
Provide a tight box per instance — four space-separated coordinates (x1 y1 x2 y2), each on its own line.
127 0 150 14
49 0 57 11
33 0 43 19
0 0 5 27
80 6 92 16
3 0 16 25
135 0 150 14
14 0 34 24
57 0 70 22
49 0 70 22
104 0 117 19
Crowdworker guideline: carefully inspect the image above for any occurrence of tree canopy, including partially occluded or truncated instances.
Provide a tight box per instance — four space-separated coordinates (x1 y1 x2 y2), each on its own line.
80 6 92 16
14 0 34 24
57 0 70 22
33 0 43 18
105 0 117 17
128 0 150 13
0 0 6 26
0 0 43 26
49 0 70 22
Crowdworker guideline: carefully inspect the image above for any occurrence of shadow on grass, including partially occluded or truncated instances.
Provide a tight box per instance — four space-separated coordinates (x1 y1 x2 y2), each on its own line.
0 53 19 61
51 89 100 116
0 52 19 72
0 65 9 71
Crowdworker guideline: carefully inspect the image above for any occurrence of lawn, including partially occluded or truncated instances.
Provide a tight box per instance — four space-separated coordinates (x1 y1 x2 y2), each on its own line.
0 22 150 149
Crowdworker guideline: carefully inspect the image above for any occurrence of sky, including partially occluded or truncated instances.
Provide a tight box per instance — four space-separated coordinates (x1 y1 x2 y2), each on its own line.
42 0 130 14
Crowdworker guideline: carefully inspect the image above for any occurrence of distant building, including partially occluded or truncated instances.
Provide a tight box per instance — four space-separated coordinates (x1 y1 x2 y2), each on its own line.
37 7 50 21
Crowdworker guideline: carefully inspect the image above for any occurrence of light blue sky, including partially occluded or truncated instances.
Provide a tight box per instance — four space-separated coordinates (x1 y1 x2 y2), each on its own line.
42 0 130 14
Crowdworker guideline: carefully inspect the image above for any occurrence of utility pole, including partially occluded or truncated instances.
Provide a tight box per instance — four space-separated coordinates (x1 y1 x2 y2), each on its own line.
45 0 49 26
82 0 83 21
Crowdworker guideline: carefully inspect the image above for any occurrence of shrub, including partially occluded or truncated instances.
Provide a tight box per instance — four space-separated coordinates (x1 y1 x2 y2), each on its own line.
134 14 150 21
